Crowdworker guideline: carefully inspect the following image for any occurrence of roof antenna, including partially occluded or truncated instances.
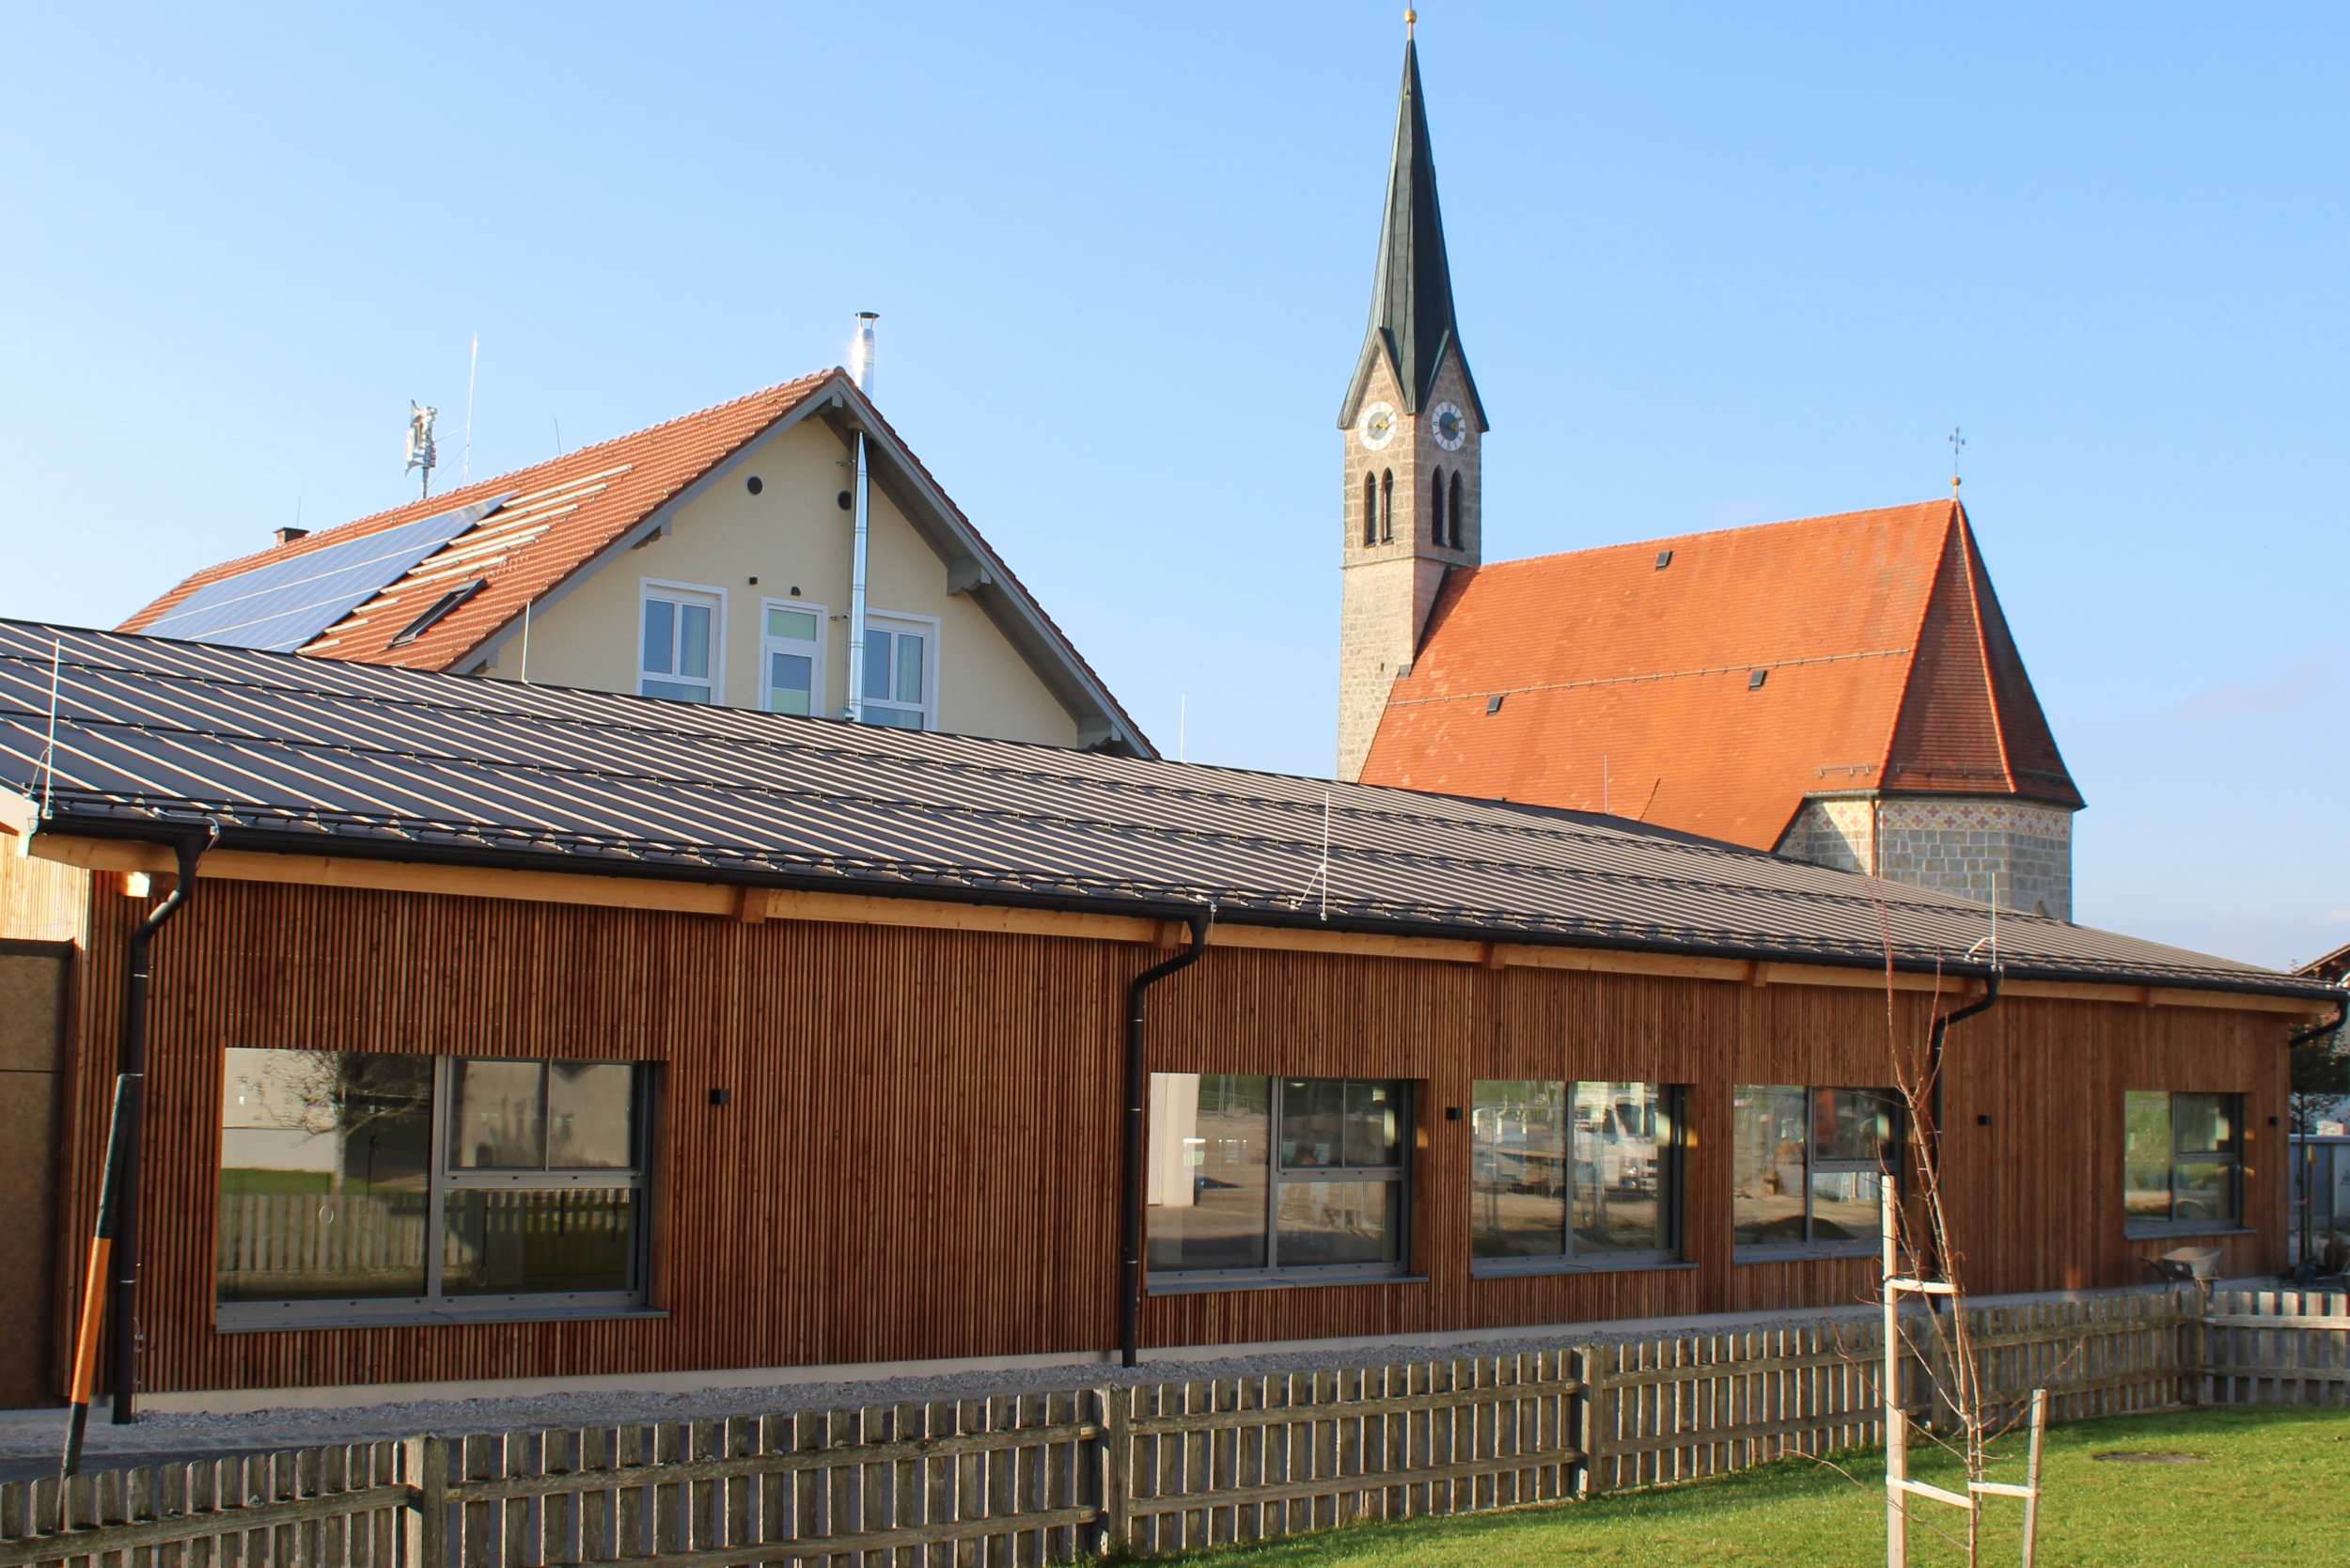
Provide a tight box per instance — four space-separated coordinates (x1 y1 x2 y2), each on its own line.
404 401 438 499
461 333 479 484
1948 425 1966 497
37 636 61 821
1290 791 1334 921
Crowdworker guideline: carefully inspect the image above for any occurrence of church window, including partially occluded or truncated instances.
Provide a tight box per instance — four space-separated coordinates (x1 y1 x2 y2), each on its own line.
1431 466 1447 545
1379 470 1394 543
1449 471 1465 548
1362 473 1376 546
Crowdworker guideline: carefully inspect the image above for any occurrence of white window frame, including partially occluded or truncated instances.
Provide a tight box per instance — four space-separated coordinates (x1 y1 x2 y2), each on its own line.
637 579 726 705
757 598 830 717
862 609 941 731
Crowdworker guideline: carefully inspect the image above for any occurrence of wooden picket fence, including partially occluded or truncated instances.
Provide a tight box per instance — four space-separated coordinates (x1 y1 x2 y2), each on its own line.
2201 1289 2350 1407
2 1287 2342 1568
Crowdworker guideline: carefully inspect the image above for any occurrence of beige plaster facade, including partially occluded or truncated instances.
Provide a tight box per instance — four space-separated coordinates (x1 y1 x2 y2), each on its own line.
478 416 1082 748
1778 795 2076 919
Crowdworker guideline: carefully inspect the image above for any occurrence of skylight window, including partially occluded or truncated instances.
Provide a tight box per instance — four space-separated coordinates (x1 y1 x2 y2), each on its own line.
389 580 485 647
1486 693 1506 714
1655 550 1673 570
1748 668 1768 691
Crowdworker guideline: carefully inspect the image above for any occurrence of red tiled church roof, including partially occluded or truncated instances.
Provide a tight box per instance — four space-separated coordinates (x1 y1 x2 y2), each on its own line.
1358 499 2082 851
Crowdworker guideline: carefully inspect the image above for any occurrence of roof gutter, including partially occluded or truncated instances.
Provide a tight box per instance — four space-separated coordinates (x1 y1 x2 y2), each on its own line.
1120 907 1214 1369
25 811 2338 1007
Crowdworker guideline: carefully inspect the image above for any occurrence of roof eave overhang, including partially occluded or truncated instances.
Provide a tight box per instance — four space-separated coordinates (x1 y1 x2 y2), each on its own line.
28 806 2336 1009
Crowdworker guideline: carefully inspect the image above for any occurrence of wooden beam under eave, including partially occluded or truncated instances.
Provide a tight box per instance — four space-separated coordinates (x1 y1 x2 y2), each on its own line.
734 886 772 923
1509 946 1753 984
20 831 2326 1015
1752 961 1974 997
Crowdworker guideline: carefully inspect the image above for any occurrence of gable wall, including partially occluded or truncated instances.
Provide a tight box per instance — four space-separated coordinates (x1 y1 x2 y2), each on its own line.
478 418 1081 746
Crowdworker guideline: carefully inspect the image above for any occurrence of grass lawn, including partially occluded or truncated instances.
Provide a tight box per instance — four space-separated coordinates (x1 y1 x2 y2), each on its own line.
1127 1405 2350 1566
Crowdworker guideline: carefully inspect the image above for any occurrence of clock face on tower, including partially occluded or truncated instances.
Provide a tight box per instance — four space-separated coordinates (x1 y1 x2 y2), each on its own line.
1432 400 1467 452
1358 400 1398 451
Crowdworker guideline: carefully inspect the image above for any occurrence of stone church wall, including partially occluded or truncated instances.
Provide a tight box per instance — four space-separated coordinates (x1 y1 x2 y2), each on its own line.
1779 795 2075 919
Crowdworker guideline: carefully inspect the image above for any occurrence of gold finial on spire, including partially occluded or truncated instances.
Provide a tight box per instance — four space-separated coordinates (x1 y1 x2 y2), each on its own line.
1948 425 1966 496
1405 8 1417 38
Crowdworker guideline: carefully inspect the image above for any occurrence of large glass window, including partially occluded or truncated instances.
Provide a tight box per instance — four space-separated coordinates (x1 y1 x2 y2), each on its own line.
1732 1086 1899 1254
861 613 936 730
760 601 825 716
218 1049 652 1324
2125 1090 2242 1233
1471 1081 1683 1270
639 583 721 703
1146 1074 1410 1282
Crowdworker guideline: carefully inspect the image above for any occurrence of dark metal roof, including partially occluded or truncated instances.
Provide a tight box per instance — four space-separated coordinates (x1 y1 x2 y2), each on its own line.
1338 39 1487 431
0 619 2326 1000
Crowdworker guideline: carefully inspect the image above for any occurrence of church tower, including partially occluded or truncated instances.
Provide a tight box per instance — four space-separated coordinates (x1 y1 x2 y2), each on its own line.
1335 16 1488 782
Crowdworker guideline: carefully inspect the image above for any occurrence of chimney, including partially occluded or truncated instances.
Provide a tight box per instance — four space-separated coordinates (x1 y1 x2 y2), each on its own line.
274 526 310 546
850 311 878 393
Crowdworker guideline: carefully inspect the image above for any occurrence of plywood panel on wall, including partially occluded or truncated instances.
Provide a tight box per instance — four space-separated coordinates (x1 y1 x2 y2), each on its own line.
50 874 2295 1397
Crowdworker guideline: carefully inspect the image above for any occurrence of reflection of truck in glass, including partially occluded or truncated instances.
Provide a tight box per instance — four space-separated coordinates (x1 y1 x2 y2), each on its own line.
1473 1094 1658 1195
1582 1097 1659 1194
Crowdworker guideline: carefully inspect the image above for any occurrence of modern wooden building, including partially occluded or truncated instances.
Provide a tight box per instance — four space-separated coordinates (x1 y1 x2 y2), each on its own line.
0 622 2335 1403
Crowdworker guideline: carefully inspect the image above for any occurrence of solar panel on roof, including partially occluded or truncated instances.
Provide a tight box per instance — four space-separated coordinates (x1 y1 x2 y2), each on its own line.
147 494 514 651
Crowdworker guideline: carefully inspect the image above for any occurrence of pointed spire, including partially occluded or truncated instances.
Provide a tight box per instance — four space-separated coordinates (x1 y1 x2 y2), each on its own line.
1339 23 1484 430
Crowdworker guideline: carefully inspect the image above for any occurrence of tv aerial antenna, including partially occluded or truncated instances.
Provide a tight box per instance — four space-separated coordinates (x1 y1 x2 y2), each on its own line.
405 401 439 499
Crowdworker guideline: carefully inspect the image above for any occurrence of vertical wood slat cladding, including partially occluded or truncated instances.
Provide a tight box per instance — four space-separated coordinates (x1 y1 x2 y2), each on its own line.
0 851 87 945
26 859 2295 1397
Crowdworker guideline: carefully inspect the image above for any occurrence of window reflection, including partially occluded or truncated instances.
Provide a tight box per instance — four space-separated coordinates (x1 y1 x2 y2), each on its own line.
217 1049 432 1302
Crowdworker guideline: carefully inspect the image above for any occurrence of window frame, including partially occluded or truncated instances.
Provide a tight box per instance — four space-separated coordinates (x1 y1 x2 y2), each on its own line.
637 579 726 705
861 608 941 731
757 597 830 717
1468 1080 1689 1278
1732 1084 1903 1261
1146 1074 1416 1292
2123 1089 2245 1237
216 1054 659 1332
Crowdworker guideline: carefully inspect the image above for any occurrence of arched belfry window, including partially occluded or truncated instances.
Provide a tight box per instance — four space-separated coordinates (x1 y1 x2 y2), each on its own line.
1379 470 1394 543
1449 470 1465 548
1431 466 1447 546
1362 473 1377 547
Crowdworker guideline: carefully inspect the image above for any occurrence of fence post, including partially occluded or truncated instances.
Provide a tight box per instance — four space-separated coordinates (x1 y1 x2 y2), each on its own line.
402 1435 447 1568
1575 1344 1609 1499
2181 1287 2205 1407
1097 1386 1130 1559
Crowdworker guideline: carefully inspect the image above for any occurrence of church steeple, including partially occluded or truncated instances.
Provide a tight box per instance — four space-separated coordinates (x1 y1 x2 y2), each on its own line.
1333 15 1486 785
1338 24 1485 431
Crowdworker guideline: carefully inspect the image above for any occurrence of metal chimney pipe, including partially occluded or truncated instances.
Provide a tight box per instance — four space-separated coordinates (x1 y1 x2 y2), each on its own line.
843 312 879 723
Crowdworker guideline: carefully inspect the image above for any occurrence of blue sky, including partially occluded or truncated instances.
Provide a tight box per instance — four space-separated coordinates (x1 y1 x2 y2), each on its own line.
2 5 2342 966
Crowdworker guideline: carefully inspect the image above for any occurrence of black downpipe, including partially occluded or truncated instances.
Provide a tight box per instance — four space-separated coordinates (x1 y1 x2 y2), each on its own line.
106 823 215 1426
1120 908 1214 1369
1921 968 2001 1283
2288 992 2349 1278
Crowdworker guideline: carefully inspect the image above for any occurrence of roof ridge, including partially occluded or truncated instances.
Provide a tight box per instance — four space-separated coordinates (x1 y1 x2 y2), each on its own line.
1467 498 1957 576
1873 502 1963 800
1953 509 2018 794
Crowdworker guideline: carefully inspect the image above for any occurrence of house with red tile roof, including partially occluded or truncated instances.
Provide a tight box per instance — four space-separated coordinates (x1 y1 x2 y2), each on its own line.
121 365 1151 756
1337 34 2081 916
